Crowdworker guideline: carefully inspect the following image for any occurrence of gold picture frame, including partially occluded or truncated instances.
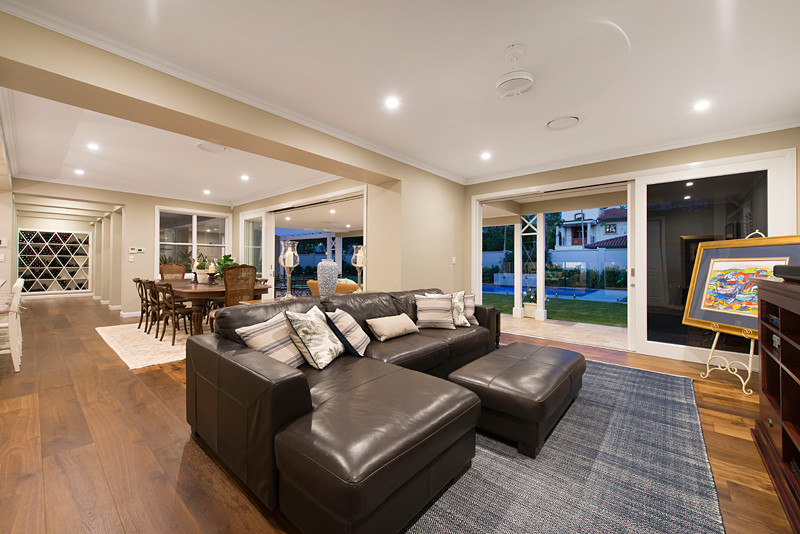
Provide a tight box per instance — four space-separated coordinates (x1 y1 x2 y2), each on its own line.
682 235 800 337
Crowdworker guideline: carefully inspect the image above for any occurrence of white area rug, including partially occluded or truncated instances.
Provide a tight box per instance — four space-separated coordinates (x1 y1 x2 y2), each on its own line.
96 323 190 369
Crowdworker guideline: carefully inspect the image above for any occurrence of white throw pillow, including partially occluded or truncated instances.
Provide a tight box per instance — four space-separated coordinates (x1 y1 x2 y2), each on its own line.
463 294 479 326
284 306 344 370
415 294 456 329
366 313 419 342
235 313 304 368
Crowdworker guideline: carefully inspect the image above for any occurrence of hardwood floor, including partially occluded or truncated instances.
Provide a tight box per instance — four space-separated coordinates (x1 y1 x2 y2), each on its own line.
0 297 790 533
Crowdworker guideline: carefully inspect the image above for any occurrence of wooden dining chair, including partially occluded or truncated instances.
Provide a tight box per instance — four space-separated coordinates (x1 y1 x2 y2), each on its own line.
156 282 193 345
208 265 257 332
133 278 150 330
144 280 164 338
160 263 186 280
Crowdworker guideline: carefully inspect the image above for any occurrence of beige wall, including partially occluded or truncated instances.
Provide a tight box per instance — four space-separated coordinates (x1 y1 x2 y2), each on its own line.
463 128 800 288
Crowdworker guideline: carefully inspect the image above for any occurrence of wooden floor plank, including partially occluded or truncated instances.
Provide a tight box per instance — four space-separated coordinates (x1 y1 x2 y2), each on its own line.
42 444 125 533
0 394 45 533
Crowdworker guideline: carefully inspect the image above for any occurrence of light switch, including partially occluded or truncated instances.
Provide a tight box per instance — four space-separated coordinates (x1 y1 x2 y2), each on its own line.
129 255 135 262
0 253 5 261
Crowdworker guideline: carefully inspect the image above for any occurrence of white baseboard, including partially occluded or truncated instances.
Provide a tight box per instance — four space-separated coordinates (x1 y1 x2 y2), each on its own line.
20 292 93 300
100 300 110 305
119 311 140 318
108 305 121 311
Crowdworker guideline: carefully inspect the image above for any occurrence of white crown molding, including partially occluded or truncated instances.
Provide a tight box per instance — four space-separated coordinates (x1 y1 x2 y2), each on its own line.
465 119 800 186
0 2 464 185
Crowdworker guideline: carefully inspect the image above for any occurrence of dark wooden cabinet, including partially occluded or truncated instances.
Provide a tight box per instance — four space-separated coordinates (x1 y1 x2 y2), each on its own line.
754 278 800 533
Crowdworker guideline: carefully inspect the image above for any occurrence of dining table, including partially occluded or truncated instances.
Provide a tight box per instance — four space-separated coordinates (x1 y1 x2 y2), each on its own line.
169 279 272 335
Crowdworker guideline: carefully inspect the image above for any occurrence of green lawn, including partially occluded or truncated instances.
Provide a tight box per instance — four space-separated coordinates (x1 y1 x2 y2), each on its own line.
482 294 628 328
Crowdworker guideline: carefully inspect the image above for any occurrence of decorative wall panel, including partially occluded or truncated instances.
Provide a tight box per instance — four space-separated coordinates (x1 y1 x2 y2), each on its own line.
18 230 91 293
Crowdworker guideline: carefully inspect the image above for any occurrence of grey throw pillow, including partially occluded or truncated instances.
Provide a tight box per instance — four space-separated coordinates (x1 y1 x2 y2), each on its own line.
285 306 344 369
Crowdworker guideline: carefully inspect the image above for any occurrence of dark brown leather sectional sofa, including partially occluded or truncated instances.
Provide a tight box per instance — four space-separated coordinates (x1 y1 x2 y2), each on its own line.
186 289 497 534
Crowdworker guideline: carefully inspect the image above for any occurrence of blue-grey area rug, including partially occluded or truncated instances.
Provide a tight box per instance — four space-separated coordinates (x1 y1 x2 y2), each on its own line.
406 360 725 533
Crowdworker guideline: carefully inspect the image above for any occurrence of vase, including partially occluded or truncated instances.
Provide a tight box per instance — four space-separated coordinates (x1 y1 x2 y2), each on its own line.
317 259 338 297
196 270 209 284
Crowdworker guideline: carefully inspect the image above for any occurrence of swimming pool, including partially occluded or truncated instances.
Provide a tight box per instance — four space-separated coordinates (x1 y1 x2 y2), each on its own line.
481 284 627 303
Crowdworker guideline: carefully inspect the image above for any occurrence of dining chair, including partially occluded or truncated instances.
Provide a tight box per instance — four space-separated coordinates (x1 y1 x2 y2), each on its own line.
133 278 150 330
0 278 25 372
144 280 164 338
208 264 257 332
160 263 186 280
156 282 193 345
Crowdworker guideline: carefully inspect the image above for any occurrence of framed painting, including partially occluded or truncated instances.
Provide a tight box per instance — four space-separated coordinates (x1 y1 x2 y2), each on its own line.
682 235 800 337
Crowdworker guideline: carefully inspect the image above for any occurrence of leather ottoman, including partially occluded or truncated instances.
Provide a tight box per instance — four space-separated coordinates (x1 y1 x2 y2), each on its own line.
274 357 481 534
448 342 585 458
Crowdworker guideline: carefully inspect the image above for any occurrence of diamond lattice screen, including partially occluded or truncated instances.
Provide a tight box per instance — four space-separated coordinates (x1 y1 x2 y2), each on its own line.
18 230 91 293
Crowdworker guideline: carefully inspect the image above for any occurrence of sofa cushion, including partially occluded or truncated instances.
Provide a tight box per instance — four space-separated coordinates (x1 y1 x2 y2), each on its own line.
235 312 304 367
366 313 419 342
285 307 344 370
417 325 491 360
326 308 371 357
322 293 400 333
215 298 324 343
363 333 449 371
389 288 443 322
415 294 456 329
275 357 480 523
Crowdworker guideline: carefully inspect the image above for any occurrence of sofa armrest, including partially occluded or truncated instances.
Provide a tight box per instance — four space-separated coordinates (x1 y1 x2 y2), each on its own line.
474 304 497 351
186 334 312 511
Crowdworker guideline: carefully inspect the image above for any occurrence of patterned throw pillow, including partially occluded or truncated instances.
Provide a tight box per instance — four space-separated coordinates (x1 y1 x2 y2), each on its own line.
235 312 304 368
451 290 470 327
326 308 371 357
285 306 344 370
366 313 419 342
463 293 479 326
415 294 456 329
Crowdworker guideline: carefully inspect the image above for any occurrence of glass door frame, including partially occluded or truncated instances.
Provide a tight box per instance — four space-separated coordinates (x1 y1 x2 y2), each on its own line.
632 149 797 365
239 208 275 299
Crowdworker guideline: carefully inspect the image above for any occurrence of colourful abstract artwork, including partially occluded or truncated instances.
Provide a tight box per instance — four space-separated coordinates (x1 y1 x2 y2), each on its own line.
701 258 788 316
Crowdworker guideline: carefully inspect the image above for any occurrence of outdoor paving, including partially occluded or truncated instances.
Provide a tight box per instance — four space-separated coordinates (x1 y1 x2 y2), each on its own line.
500 314 627 351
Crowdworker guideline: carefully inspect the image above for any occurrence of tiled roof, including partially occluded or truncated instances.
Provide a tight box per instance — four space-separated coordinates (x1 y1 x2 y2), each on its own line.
585 235 628 249
597 208 627 221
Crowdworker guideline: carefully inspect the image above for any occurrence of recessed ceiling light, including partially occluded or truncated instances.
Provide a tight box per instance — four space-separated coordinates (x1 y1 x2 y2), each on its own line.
74 169 85 175
87 142 100 151
241 174 249 181
203 189 210 195
329 209 336 214
480 151 492 161
346 224 351 228
206 229 210 232
384 96 400 110
684 195 691 200
285 216 291 221
686 181 694 186
693 100 711 112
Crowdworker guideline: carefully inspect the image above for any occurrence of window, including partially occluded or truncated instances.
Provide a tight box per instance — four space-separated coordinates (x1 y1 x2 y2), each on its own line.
605 224 617 234
242 216 263 277
158 209 229 274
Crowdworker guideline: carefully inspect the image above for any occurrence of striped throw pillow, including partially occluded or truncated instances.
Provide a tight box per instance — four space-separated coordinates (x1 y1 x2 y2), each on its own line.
415 294 456 329
464 293 479 326
235 312 304 368
326 308 371 357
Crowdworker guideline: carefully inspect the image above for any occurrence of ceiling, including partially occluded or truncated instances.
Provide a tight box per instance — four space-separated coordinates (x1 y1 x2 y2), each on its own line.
275 196 364 234
1 0 799 197
0 90 337 205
